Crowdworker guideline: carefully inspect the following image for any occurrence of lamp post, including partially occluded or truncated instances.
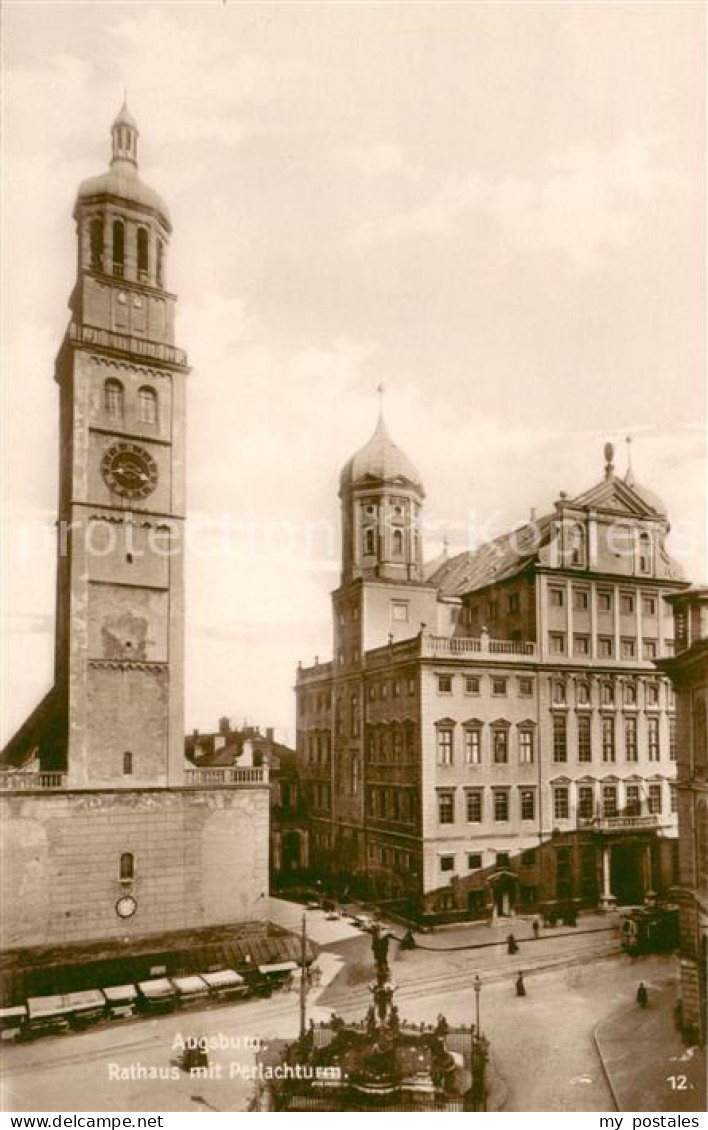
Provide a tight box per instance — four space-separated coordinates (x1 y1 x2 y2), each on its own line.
473 974 482 1036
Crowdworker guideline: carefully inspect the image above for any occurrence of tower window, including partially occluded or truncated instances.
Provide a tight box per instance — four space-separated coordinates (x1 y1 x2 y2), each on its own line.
123 751 133 775
638 532 653 575
156 238 164 287
104 378 124 418
364 527 375 556
392 528 404 556
112 220 125 277
119 852 134 882
89 218 103 270
138 386 158 425
137 227 149 277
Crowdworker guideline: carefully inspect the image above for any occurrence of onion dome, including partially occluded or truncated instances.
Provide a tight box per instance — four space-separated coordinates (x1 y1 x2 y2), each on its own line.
75 102 171 229
339 413 423 494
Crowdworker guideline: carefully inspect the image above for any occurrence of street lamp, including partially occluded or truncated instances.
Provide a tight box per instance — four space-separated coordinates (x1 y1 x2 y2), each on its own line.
473 974 482 1036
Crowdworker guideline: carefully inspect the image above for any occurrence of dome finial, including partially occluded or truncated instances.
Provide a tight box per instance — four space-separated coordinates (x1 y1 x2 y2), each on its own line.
603 441 615 481
624 435 635 487
376 382 386 422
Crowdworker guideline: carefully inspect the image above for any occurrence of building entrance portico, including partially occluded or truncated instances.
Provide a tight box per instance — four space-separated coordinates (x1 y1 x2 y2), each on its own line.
599 831 658 910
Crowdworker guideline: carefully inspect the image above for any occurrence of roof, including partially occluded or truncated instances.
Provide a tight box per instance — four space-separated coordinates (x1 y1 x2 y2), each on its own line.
76 162 171 228
339 414 423 494
429 514 554 598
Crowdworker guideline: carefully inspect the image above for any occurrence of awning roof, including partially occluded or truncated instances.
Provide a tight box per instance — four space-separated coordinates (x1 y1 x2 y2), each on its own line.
0 1006 27 1020
200 969 243 988
171 976 208 994
103 985 138 1003
65 990 105 1011
138 978 175 999
258 961 298 974
27 995 73 1018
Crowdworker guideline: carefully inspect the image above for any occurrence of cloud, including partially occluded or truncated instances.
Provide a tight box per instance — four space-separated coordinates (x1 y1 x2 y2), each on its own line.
336 142 407 177
344 135 683 270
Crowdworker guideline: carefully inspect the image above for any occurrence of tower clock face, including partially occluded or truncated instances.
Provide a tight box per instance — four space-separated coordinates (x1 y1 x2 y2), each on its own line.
101 441 158 500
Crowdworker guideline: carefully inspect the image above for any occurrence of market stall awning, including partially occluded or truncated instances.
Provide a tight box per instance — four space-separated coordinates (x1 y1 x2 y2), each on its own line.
138 978 175 999
258 961 298 975
171 975 208 995
102 985 138 1003
0 1006 27 1021
65 990 105 1012
27 995 74 1019
200 969 244 988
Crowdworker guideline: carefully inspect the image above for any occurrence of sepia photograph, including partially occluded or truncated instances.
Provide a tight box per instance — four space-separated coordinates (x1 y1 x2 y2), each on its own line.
1 0 706 1118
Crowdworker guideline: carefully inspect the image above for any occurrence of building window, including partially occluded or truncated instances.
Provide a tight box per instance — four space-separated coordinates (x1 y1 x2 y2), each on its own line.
364 527 376 555
392 600 408 622
119 852 134 882
643 639 658 660
552 681 566 705
574 634 590 657
392 679 401 699
601 682 615 706
464 727 482 765
520 788 535 821
439 854 455 873
519 729 534 764
602 785 618 817
574 588 589 611
625 716 638 762
407 676 416 695
550 587 565 607
646 683 659 707
350 694 360 738
486 600 498 621
508 593 520 614
392 528 404 556
465 676 480 695
492 677 507 696
578 785 594 821
568 524 586 566
624 682 637 706
436 727 454 766
493 790 509 822
493 728 509 764
577 714 592 762
602 716 616 762
104 378 124 418
642 595 657 616
437 674 452 694
553 787 569 821
496 851 510 866
519 677 533 697
598 591 612 612
549 633 566 656
438 791 455 824
648 784 662 814
123 751 133 775
553 715 567 762
669 716 676 761
112 219 125 276
620 637 636 660
89 218 103 269
647 716 660 761
598 636 613 658
576 681 590 705
620 593 635 615
156 238 164 286
465 789 482 823
137 227 149 276
625 785 641 816
638 532 653 574
138 386 158 424
468 853 483 870
351 756 359 796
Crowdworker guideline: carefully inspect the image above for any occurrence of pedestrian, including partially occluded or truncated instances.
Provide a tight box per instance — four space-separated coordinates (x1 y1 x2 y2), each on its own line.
516 972 526 997
507 932 519 955
636 982 648 1009
532 919 540 940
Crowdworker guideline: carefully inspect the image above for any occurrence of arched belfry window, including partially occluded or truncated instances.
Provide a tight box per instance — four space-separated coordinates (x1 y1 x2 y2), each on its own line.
112 219 125 277
364 528 375 556
568 523 586 566
138 386 158 425
392 528 404 557
123 751 133 775
89 218 104 270
137 228 149 278
638 531 653 575
156 238 164 287
104 378 124 418
119 852 134 882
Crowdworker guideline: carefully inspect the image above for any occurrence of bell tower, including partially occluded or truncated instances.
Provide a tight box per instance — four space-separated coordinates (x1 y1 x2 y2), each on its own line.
53 103 189 788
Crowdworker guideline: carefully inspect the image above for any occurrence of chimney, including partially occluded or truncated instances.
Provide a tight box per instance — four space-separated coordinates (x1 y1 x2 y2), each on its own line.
192 728 199 739
266 727 274 742
218 716 230 735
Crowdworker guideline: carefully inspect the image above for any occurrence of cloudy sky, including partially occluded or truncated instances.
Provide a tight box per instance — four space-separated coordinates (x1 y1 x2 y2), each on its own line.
2 1 705 743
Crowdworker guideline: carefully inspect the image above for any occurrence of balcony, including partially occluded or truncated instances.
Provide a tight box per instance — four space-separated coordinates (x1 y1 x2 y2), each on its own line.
420 634 536 658
0 772 66 791
68 323 188 368
184 766 268 786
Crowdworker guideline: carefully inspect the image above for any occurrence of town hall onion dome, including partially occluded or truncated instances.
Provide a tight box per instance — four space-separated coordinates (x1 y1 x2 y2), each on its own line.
339 413 424 494
74 102 172 230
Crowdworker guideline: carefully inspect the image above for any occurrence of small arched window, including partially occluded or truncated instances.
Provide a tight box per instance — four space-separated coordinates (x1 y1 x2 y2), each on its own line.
123 751 133 775
351 756 359 796
568 523 586 566
156 238 164 287
139 386 158 425
364 528 375 556
137 228 149 277
112 220 125 277
638 532 652 575
392 528 404 556
104 378 124 418
89 218 104 270
119 852 134 881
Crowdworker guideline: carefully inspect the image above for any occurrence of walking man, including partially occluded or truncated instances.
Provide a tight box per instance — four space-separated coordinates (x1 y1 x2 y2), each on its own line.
516 972 526 997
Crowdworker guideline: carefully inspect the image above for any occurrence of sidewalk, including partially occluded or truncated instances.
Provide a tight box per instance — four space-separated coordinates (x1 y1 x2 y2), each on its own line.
594 980 706 1112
